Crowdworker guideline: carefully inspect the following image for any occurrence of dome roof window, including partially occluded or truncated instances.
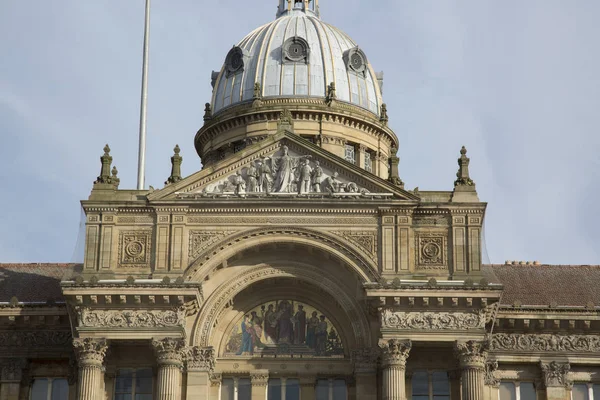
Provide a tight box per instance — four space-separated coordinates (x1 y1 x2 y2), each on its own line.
283 36 310 64
344 47 368 77
224 46 247 78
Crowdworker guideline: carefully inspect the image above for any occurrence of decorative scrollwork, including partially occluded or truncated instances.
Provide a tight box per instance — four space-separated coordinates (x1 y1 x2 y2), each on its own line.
381 309 486 331
489 334 600 353
77 308 185 328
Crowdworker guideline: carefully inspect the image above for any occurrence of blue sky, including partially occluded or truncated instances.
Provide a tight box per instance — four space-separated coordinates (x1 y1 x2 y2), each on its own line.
0 1 598 264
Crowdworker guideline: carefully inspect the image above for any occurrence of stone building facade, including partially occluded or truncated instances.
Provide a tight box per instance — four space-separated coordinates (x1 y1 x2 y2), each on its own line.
1 1 599 400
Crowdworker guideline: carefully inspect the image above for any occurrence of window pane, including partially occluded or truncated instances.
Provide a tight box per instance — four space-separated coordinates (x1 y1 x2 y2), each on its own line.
269 379 282 400
432 372 449 395
31 379 49 400
238 378 252 400
135 395 152 400
286 379 300 400
316 380 329 400
519 382 536 400
364 152 372 172
115 370 134 393
221 379 235 400
499 382 516 400
51 379 69 400
412 371 429 396
114 395 132 400
345 145 355 164
332 379 346 400
572 384 588 400
594 385 600 400
135 368 153 394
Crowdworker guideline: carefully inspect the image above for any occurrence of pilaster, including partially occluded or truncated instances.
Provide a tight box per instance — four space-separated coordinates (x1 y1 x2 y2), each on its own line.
0 359 27 400
379 339 412 400
541 361 571 400
352 348 378 400
185 347 215 400
250 371 269 400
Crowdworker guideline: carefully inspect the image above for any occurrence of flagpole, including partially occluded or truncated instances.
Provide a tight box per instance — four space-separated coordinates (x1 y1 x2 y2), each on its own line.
137 0 151 190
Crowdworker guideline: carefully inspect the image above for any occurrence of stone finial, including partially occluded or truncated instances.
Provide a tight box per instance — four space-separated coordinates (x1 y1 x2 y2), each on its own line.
203 103 212 122
454 146 475 187
326 82 337 106
165 145 183 185
380 103 389 125
387 146 404 189
111 166 120 188
94 144 113 185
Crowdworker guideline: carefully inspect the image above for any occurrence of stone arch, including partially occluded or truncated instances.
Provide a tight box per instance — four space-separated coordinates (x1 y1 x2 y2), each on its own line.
191 262 372 351
184 227 379 283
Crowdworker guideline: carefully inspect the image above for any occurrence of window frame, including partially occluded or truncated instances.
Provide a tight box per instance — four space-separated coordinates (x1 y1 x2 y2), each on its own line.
221 377 252 400
571 382 600 400
498 381 537 400
315 378 348 400
30 378 69 400
112 367 154 400
410 370 450 400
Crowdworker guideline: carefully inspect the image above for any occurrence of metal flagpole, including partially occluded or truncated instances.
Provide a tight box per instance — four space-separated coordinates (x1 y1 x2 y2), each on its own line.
137 0 151 190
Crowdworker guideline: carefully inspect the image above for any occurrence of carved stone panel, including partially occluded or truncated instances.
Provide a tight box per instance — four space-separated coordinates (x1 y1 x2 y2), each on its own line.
381 309 486 331
332 231 377 260
415 232 448 269
118 230 152 268
189 231 235 259
0 331 72 348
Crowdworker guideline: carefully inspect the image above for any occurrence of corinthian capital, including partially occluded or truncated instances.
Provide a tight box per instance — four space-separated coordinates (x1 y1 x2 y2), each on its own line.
454 340 488 370
73 338 108 368
379 339 412 368
541 361 571 388
185 346 215 372
152 337 186 367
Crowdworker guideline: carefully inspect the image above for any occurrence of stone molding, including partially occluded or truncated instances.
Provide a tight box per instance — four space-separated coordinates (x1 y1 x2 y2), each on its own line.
185 346 215 372
77 307 186 329
73 338 108 367
381 309 486 331
484 360 500 387
541 361 571 388
454 340 488 370
379 339 411 368
0 330 72 347
490 334 600 353
0 358 27 382
152 337 186 367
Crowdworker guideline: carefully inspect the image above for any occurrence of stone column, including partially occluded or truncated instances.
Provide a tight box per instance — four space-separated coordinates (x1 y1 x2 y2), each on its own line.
379 339 412 400
250 372 268 400
454 340 487 400
152 337 185 400
0 359 27 400
185 347 216 400
299 375 316 400
353 348 378 400
541 361 571 400
73 338 108 400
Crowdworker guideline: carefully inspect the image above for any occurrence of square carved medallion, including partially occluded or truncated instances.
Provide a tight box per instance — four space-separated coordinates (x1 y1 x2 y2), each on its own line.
118 230 152 268
415 233 447 269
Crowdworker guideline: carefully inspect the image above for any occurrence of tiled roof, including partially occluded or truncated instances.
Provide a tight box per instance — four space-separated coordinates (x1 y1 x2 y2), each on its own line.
488 264 600 307
0 263 81 303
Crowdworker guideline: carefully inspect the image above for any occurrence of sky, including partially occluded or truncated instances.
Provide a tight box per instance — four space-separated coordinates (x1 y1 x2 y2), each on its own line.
0 1 599 265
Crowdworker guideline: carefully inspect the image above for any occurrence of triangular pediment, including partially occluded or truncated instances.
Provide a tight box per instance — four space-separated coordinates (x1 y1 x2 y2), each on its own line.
148 131 419 201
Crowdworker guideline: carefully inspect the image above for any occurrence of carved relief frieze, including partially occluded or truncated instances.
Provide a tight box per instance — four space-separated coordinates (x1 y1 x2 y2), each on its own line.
0 331 72 347
187 216 378 225
117 216 154 224
76 307 185 329
414 215 449 226
490 334 600 353
118 230 152 268
189 231 236 259
415 232 448 269
332 231 377 260
380 309 486 331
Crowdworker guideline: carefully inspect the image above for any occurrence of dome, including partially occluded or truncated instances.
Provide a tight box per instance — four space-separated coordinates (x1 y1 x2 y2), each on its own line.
211 1 383 117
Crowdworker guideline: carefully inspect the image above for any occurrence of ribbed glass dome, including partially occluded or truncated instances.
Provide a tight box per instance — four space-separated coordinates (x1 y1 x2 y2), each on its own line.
211 2 383 117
